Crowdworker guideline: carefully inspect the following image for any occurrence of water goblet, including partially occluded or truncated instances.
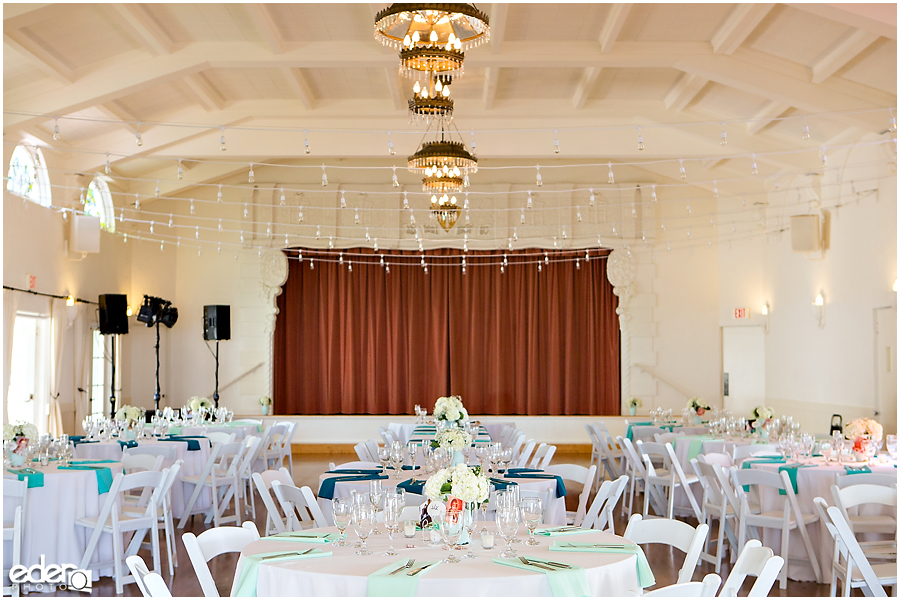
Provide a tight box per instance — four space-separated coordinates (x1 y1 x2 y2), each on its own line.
377 446 391 472
390 445 404 479
461 503 480 559
332 497 352 546
495 505 520 559
886 435 897 461
369 479 384 534
439 503 464 563
382 494 402 556
864 436 878 465
407 442 418 472
352 503 375 556
819 440 833 463
520 497 543 545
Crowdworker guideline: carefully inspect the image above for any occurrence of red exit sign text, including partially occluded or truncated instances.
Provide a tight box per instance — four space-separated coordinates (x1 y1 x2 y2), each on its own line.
734 308 751 319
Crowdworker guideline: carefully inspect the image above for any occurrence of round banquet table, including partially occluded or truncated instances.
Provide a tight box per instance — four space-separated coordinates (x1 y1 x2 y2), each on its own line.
316 473 567 527
388 422 514 445
74 437 212 518
231 525 644 596
176 420 263 440
629 424 707 444
750 456 897 582
3 461 123 580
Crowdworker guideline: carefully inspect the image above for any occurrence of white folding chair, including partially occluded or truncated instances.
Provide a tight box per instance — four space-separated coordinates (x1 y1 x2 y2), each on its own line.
252 468 293 535
3 479 27 597
826 503 896 597
731 467 822 588
835 473 898 488
641 573 721 597
77 470 167 594
585 423 604 480
262 424 287 470
831 483 897 537
519 488 552 522
582 475 628 533
124 460 184 577
271 481 329 530
498 425 515 447
206 431 236 445
379 426 396 445
182 521 260 597
546 464 597 526
718 540 784 597
731 444 776 466
179 441 247 528
596 422 625 480
637 440 702 520
692 458 738 570
365 439 382 464
515 440 536 468
125 555 173 598
354 442 374 462
122 445 178 461
619 436 665 517
531 444 556 469
330 460 379 471
699 452 733 468
276 421 297 477
623 514 709 584
510 433 528 462
122 453 165 473
235 436 263 518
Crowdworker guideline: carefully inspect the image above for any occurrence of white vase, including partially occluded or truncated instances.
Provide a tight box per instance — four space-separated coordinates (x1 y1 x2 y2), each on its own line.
629 406 637 416
261 405 270 416
693 415 703 425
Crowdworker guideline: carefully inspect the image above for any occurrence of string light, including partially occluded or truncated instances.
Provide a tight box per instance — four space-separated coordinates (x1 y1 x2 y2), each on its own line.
160 240 164 251
217 242 221 253
821 148 827 168
134 123 143 146
280 188 286 205
220 128 226 151
686 199 691 214
340 191 346 209
720 123 727 145
520 209 525 224
243 204 249 218
535 165 542 187
576 207 582 222
354 208 360 224
470 131 476 156
134 194 141 210
553 130 560 154
526 192 533 209
651 185 657 202
123 233 128 243
304 130 310 154
189 199 195 215
392 166 399 187
321 165 328 186
298 205 305 222
218 219 223 232
513 228 518 241
266 224 271 236
177 159 183 179
329 236 334 249
637 127 644 151
52 118 61 141
217 185 223 202
310 257 314 269
589 189 595 207
105 153 111 174
802 118 810 140
679 159 686 179
316 225 321 239
403 191 409 209
607 162 614 184
248 163 255 183
155 181 160 197
713 181 718 198
750 154 758 175
374 239 378 252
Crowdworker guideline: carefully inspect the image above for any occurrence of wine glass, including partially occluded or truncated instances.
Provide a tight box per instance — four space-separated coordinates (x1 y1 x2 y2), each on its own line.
520 497 543 545
382 494 402 556
886 435 897 461
369 480 384 534
332 497 352 546
390 443 404 479
377 446 391 472
864 436 878 465
819 440 833 463
495 505 520 559
407 442 418 472
439 504 464 563
498 448 513 473
462 503 479 559
352 503 375 556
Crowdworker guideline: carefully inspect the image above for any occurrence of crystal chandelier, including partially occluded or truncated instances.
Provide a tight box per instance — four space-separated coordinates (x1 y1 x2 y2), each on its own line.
374 4 490 78
408 126 477 193
430 193 460 231
409 74 453 124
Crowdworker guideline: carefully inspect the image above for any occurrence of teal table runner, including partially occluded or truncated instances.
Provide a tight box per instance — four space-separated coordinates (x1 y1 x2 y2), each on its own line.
318 473 388 499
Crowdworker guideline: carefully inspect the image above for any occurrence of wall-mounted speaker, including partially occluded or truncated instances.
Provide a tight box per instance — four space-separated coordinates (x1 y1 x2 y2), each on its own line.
98 294 128 334
790 215 821 253
203 305 230 341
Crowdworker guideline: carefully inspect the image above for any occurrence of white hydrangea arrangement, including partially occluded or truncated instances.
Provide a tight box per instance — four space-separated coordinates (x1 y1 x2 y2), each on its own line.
751 405 775 429
433 395 468 424
627 397 642 409
687 397 710 415
114 405 144 424
189 397 213 411
844 418 883 443
433 427 472 452
3 421 38 441
424 464 489 504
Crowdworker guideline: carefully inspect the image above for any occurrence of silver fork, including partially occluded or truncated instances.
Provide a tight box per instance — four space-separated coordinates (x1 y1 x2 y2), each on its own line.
389 559 414 575
519 557 555 571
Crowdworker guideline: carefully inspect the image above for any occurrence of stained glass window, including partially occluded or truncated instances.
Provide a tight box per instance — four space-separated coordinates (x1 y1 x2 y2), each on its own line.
6 145 51 206
85 177 115 232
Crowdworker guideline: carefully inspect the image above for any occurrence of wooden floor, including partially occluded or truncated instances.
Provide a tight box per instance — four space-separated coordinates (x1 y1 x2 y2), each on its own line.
48 452 833 597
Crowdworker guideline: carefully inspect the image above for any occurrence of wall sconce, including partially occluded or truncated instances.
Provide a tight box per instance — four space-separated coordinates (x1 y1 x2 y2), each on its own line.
893 279 897 292
65 294 75 307
813 292 825 328
761 302 770 333
126 305 134 317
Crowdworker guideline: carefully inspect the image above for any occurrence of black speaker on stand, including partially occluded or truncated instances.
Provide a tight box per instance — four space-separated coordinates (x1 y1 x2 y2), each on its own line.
98 294 129 419
203 305 230 408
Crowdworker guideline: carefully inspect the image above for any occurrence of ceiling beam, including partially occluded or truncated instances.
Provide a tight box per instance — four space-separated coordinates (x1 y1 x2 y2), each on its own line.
810 29 880 84
663 73 708 111
711 4 775 55
598 4 633 53
745 101 792 135
105 4 175 56
4 31 74 82
483 67 500 110
283 68 315 110
384 67 405 111
489 3 509 54
573 67 602 110
787 3 896 41
97 102 139 133
246 4 285 54
179 73 226 112
3 4 58 31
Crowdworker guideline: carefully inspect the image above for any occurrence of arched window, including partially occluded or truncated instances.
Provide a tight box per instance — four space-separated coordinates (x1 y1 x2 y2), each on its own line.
6 144 51 206
85 177 115 232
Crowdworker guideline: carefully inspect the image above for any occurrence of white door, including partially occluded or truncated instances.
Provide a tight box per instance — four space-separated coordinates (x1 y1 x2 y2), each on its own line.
874 306 897 435
6 315 50 433
722 326 766 415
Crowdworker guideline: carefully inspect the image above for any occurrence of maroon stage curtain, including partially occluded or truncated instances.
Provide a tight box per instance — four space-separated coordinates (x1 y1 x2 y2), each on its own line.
273 248 619 416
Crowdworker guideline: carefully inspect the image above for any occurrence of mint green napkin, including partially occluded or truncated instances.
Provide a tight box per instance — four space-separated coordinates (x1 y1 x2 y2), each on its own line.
492 557 591 597
534 527 594 537
777 463 812 495
233 549 332 597
367 559 440 597
550 542 655 588
686 438 704 461
57 465 113 494
7 469 43 488
167 426 182 435
263 532 339 543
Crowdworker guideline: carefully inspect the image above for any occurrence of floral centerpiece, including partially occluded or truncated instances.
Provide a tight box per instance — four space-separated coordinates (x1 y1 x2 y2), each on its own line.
3 421 36 467
259 395 272 416
627 397 642 415
844 418 883 444
686 397 710 416
189 397 213 412
751 405 775 430
433 395 468 427
424 464 489 505
432 428 472 453
115 405 144 424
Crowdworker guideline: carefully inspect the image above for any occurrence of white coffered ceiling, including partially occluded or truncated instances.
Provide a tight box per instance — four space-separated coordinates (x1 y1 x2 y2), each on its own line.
3 3 897 206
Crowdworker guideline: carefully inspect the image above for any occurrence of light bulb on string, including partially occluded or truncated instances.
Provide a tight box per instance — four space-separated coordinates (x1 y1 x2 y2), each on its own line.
177 160 183 179
190 199 195 215
135 123 143 146
348 262 353 272
802 117 810 140
403 192 409 209
679 159 686 179
720 123 727 145
687 227 691 239
821 148 827 168
266 224 271 236
508 238 513 250
374 239 378 251
217 185 223 202
391 166 399 187
410 212 416 225
134 194 141 211
155 181 161 197
686 199 691 214
329 236 334 249
661 219 666 231
463 193 469 210
340 191 346 209
195 226 200 239
218 219 223 232
553 130 560 154
553 238 558 249
119 208 124 223
243 204 249 218
713 181 718 198
240 232 245 244
304 131 310 154
124 233 128 244
218 242 221 254
316 225 321 240
535 165 542 187
585 249 590 262
750 154 758 175
463 171 470 187
576 259 580 270
310 258 314 269
160 240 164 251
500 264 505 274
607 162 614 184
280 188 286 205
387 132 395 155
150 221 155 234
53 118 61 141
470 131 477 156
220 128 227 151
637 127 644 151
577 208 582 222
520 209 525 224
651 185 658 203
248 164 255 183
544 252 549 264
365 228 370 242
354 208 360 224
597 234 602 246
526 192 533 209
105 153 111 174
538 263 542 273
513 228 518 241
321 165 328 186
562 225 567 239
339 252 343 264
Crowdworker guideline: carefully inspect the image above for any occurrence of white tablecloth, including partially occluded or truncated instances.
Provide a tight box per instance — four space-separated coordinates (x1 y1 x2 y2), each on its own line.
232 525 643 596
179 421 262 440
3 462 123 580
74 438 212 518
630 425 708 444
316 472 567 527
388 422 512 445
751 457 897 582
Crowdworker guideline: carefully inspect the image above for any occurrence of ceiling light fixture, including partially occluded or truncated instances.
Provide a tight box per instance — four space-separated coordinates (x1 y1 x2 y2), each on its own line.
430 193 459 231
409 74 454 124
408 124 477 193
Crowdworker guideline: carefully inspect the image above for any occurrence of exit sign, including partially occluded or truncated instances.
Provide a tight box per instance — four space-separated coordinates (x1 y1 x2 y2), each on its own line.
734 307 751 319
